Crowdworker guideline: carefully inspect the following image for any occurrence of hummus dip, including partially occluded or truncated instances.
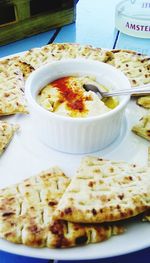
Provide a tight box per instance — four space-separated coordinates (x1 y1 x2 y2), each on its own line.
37 76 118 118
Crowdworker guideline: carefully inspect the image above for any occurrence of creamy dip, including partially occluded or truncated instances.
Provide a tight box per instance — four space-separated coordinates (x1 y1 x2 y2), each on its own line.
37 76 118 118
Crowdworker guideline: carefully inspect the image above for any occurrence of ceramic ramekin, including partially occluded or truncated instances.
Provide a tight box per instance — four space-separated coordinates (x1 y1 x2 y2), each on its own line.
25 59 130 154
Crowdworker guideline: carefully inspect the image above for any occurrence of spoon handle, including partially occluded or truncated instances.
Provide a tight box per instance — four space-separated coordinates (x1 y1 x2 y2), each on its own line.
103 86 150 97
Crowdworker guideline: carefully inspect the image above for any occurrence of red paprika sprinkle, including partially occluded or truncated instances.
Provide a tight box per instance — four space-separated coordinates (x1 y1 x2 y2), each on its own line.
51 77 86 113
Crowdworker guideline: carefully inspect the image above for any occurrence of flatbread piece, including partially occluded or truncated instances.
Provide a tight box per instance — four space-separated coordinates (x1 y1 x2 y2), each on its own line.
0 58 28 115
109 49 150 87
54 156 150 223
20 43 114 69
0 121 18 155
132 114 150 141
0 167 124 248
20 45 150 90
137 96 150 109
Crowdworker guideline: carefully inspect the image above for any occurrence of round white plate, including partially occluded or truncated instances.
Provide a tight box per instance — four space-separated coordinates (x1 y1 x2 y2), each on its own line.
0 53 150 260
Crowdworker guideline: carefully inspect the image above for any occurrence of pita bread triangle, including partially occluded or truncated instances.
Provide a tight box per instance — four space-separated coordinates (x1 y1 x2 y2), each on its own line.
109 49 150 87
0 121 18 155
142 147 150 222
0 166 124 248
20 45 150 89
132 113 150 141
0 58 28 115
54 156 150 223
20 43 114 69
137 96 150 109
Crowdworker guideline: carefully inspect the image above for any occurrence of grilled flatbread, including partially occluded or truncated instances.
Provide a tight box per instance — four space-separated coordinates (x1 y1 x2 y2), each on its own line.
20 45 150 89
9 57 34 79
109 50 150 87
0 121 18 155
1 56 34 79
20 43 114 69
0 58 28 115
137 96 150 109
54 156 150 223
0 167 124 248
132 114 150 141
142 147 150 222
49 220 124 248
0 166 69 246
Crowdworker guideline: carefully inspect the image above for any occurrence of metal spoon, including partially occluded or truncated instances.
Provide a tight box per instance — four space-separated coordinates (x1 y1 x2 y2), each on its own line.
83 84 150 100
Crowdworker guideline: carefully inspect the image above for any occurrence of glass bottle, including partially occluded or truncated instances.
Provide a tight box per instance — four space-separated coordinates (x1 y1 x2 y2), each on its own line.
115 0 150 38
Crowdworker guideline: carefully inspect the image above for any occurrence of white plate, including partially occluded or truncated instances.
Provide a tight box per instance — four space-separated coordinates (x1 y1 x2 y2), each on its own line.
0 53 150 260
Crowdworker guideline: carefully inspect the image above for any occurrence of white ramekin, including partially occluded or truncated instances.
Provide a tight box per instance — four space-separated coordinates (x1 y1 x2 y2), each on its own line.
25 59 130 154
